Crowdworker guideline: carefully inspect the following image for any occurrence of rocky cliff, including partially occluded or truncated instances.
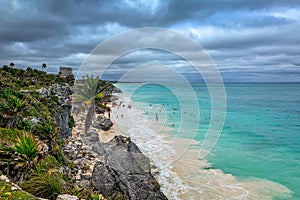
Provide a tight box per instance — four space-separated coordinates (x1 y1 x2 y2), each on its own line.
38 84 73 138
91 135 168 200
64 130 168 200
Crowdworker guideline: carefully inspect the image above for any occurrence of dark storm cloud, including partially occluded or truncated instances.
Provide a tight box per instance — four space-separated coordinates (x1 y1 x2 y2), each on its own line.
0 0 299 81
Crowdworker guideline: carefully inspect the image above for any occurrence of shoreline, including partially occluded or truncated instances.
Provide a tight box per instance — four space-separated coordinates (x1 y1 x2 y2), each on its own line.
108 92 293 200
72 90 293 199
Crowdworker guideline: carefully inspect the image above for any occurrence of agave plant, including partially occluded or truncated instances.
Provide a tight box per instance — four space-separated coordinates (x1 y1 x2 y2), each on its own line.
13 132 39 161
0 132 40 181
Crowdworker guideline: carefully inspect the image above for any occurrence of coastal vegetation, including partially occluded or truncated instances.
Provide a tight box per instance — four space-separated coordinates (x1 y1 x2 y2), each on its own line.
0 64 163 200
0 65 111 199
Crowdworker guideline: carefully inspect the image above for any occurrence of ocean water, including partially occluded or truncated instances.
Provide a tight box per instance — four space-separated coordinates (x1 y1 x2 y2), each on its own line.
114 83 300 200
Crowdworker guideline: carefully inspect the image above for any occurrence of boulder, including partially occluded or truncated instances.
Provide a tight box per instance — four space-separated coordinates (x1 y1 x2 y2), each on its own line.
92 116 113 131
95 106 105 114
92 136 168 200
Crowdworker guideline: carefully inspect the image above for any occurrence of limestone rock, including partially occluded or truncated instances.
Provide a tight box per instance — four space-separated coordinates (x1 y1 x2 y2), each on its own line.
50 84 72 104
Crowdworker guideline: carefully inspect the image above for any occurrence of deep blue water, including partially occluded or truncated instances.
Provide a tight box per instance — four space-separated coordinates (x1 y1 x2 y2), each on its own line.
116 83 300 199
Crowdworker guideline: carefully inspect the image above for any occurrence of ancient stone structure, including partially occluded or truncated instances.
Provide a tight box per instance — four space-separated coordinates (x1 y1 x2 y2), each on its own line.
59 67 73 77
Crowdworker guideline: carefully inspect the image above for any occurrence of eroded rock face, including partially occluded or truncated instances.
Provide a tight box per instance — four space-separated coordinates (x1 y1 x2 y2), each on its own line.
50 84 72 105
56 104 72 138
38 84 72 104
91 136 168 200
37 84 73 138
47 84 73 138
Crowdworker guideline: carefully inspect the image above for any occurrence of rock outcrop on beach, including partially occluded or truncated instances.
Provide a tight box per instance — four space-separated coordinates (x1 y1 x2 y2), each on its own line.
91 135 168 200
95 106 105 114
63 133 168 200
92 115 113 131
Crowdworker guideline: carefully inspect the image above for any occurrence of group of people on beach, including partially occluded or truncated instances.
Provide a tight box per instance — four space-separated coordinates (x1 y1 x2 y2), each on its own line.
112 100 208 128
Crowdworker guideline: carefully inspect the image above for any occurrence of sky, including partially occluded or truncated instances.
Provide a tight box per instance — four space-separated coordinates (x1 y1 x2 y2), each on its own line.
0 0 300 82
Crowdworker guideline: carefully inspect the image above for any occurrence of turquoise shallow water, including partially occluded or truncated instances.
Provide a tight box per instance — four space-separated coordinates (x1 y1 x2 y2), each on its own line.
116 83 300 199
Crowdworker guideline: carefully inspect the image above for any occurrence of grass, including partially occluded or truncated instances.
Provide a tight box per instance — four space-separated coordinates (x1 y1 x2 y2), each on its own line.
20 155 65 200
20 171 65 200
0 128 23 145
35 155 61 175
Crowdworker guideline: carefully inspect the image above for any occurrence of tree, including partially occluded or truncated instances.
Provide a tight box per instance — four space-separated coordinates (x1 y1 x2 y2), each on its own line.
72 75 111 133
9 63 15 68
42 63 46 71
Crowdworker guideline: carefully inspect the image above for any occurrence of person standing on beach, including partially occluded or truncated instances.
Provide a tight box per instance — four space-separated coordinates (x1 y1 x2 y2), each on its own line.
155 113 158 122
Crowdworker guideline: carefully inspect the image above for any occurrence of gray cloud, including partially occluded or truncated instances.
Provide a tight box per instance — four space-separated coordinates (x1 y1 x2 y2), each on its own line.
0 0 299 81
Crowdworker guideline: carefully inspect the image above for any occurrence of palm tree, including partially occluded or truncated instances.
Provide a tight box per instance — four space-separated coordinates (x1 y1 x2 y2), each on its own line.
42 63 46 71
9 63 15 68
73 75 111 133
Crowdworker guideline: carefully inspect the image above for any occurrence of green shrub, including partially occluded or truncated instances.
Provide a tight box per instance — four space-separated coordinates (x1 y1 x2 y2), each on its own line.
50 95 59 103
35 155 61 175
0 87 23 99
20 119 32 132
35 121 56 140
10 190 36 200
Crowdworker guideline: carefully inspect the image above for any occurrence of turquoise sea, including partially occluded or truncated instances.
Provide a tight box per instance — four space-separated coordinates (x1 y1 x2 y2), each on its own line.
115 83 300 199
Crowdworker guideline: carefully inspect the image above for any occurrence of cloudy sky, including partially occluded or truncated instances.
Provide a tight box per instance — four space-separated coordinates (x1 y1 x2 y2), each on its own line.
1 0 300 82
